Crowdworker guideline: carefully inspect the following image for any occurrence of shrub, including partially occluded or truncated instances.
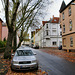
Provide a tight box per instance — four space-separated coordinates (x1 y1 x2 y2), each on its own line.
0 40 6 53
4 51 11 59
0 47 5 53
0 40 6 47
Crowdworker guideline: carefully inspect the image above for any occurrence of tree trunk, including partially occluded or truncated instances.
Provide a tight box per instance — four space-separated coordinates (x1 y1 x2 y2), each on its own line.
4 31 13 59
13 31 17 52
17 40 23 48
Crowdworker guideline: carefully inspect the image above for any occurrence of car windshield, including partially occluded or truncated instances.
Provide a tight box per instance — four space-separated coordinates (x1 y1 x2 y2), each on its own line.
15 50 34 56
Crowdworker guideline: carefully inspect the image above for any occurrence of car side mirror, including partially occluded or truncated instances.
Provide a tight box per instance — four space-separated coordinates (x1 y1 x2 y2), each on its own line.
12 53 14 56
33 53 36 55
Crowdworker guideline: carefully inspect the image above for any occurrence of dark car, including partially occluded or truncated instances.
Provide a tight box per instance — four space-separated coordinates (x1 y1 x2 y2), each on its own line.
58 45 62 50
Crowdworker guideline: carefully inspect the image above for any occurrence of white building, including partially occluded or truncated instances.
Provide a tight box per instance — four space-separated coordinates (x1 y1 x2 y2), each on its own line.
31 16 62 48
42 16 62 48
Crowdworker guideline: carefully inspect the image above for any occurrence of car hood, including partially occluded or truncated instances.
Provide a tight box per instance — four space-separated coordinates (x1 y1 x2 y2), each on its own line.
13 56 36 61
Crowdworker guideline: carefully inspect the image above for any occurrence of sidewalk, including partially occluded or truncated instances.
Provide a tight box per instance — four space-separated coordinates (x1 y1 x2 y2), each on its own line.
39 48 75 63
0 51 48 75
0 53 8 75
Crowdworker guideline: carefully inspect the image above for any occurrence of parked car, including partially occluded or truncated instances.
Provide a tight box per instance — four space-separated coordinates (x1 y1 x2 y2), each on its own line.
58 45 62 50
33 44 39 49
11 48 38 70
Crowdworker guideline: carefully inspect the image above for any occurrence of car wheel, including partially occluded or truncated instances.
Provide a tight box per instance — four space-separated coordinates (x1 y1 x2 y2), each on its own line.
36 65 38 70
11 66 14 71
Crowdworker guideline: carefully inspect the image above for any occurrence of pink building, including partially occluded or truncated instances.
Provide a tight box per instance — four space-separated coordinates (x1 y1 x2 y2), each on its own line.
0 18 8 41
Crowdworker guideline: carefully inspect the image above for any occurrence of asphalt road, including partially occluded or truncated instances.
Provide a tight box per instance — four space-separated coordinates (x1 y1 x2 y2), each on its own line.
31 48 75 75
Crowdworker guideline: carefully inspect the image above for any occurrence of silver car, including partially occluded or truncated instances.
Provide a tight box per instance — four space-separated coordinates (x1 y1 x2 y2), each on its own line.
11 48 38 70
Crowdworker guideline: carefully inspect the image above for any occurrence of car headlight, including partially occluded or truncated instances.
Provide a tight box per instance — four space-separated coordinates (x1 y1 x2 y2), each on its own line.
13 61 19 64
32 60 37 63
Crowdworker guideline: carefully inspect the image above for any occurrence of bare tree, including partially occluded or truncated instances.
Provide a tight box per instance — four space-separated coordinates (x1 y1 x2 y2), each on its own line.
1 0 53 59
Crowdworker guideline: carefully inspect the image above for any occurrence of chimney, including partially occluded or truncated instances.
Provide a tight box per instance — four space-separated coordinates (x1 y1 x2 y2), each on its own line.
53 15 54 18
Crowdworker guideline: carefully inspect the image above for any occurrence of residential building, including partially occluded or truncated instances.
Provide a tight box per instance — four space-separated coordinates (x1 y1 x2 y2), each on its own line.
30 31 36 47
59 0 75 52
0 18 8 41
31 16 62 48
21 34 30 46
42 16 62 48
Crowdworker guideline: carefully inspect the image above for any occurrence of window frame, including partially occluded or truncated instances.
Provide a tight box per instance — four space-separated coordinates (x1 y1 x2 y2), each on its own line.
70 37 73 47
52 42 57 46
69 19 72 31
63 38 66 47
69 6 71 16
46 24 48 29
46 30 49 36
63 24 65 33
62 12 65 20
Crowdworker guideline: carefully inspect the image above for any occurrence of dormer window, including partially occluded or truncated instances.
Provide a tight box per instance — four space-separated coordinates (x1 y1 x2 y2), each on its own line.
62 12 65 20
69 20 72 31
69 6 71 16
54 19 57 21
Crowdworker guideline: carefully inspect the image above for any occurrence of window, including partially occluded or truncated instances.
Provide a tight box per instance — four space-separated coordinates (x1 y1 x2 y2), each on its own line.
63 38 66 47
52 30 56 32
46 30 48 35
59 41 62 45
63 24 65 33
46 24 48 28
60 32 62 35
52 42 57 45
62 12 64 20
60 25 62 28
52 30 56 35
70 37 73 47
69 6 71 16
69 20 72 31
54 19 57 21
60 15 61 23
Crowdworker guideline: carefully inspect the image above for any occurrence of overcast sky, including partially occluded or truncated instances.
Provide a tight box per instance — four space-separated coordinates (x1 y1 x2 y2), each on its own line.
45 0 71 20
0 0 71 22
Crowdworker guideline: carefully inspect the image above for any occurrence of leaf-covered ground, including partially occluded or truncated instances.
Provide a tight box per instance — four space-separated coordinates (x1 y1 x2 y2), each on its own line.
39 48 75 63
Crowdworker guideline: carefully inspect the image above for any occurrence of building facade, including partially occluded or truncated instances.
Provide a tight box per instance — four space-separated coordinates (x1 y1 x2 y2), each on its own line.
59 0 75 52
31 16 62 48
42 16 62 48
0 18 8 41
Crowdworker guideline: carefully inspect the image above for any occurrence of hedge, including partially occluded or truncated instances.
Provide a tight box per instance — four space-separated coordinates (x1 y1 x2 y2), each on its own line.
0 40 6 48
0 47 5 53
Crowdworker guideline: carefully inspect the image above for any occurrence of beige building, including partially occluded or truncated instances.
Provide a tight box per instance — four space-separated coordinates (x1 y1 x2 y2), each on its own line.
59 0 75 52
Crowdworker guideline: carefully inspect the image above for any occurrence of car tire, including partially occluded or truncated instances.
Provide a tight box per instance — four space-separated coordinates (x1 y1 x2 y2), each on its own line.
35 65 38 70
11 66 14 71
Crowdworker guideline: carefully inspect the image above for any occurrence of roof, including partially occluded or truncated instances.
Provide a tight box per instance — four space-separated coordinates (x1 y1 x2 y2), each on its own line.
42 21 48 26
42 16 59 26
36 29 40 32
0 18 3 22
2 23 7 26
51 17 59 23
59 0 75 13
59 1 66 13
